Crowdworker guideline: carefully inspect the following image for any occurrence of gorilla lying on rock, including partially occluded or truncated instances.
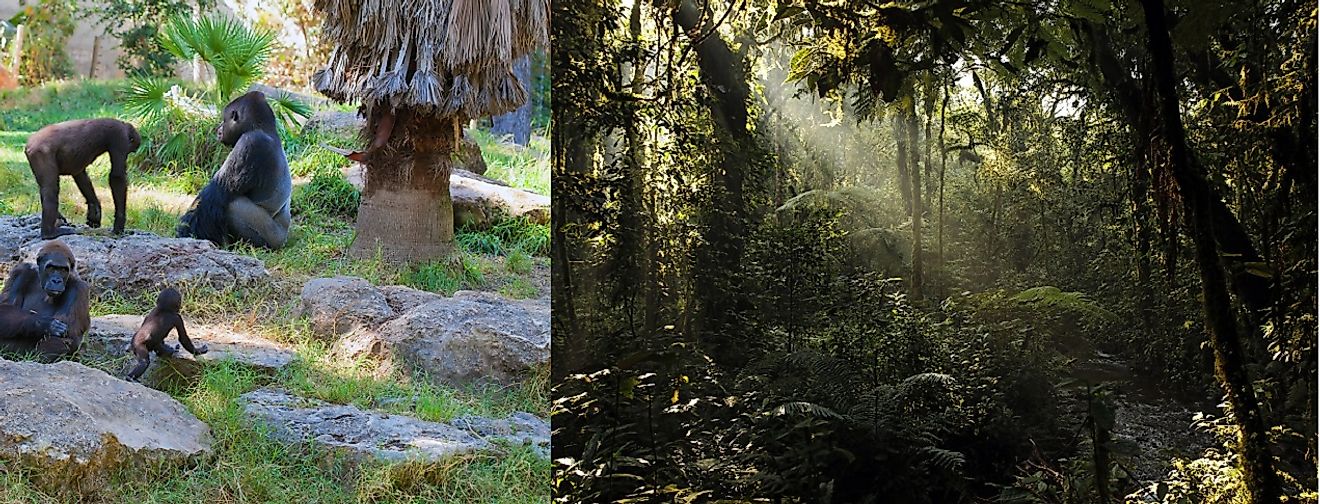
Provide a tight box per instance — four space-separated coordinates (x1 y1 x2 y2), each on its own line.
0 240 90 359
177 91 292 249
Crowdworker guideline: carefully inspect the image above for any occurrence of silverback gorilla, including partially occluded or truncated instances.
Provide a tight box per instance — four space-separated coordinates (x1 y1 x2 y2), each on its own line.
0 241 90 359
177 91 291 249
25 118 141 239
126 287 207 382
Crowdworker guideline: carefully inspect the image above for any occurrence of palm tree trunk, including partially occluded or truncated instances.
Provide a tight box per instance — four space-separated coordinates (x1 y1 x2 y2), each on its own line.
350 111 458 262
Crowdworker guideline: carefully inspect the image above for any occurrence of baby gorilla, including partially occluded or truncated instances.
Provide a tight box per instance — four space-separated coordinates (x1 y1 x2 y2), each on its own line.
125 287 207 382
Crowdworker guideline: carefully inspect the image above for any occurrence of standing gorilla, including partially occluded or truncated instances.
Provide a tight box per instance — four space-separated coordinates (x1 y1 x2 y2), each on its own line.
0 240 90 359
177 91 291 249
25 118 140 239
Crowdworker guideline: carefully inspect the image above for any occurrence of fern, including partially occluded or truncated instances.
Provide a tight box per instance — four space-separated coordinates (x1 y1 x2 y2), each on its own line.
1011 286 1118 322
769 401 845 420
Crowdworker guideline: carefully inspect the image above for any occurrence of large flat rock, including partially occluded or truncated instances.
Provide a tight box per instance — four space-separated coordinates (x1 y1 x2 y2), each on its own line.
0 216 269 295
0 358 212 493
82 315 296 383
301 278 549 386
241 387 549 461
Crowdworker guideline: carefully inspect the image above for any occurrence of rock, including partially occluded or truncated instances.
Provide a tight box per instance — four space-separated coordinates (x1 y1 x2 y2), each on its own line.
11 231 269 295
0 214 40 259
241 387 549 461
353 288 550 386
300 279 549 386
81 315 296 382
299 276 395 337
302 110 362 138
0 358 212 493
379 285 444 314
449 169 550 228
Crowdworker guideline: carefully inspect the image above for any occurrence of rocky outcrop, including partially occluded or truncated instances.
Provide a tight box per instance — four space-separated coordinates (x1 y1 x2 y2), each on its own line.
0 216 269 295
241 387 549 460
0 358 212 493
80 315 296 384
299 276 396 337
300 279 549 386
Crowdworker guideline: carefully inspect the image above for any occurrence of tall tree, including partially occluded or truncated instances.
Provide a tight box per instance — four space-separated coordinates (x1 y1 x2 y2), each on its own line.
1139 0 1281 500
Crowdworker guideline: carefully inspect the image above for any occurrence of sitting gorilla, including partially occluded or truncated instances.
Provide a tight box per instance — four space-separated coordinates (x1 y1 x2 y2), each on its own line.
177 91 291 249
0 240 90 359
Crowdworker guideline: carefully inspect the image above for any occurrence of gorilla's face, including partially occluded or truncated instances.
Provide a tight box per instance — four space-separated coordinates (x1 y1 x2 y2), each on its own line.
38 251 72 299
156 288 182 313
218 104 244 147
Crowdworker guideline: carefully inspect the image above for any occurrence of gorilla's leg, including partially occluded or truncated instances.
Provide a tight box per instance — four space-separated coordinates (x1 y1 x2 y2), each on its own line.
30 156 75 239
73 172 102 228
227 197 289 249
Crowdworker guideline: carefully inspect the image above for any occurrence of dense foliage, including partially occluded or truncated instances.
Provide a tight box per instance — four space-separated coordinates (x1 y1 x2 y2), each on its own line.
552 1 1317 502
10 0 74 85
82 0 204 77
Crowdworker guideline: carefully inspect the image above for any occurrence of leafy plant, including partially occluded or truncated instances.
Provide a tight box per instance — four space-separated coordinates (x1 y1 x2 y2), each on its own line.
10 0 75 85
81 0 199 77
156 14 274 107
292 172 359 219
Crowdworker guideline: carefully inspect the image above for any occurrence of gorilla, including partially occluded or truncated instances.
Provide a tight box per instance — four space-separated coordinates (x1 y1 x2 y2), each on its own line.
0 240 90 359
125 287 207 382
177 91 291 249
25 118 141 239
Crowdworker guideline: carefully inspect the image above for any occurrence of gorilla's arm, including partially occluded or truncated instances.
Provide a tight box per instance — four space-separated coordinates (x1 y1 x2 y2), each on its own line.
0 264 35 306
0 304 62 341
173 314 207 355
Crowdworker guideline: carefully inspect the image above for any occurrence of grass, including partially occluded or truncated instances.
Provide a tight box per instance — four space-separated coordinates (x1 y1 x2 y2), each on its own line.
0 80 550 503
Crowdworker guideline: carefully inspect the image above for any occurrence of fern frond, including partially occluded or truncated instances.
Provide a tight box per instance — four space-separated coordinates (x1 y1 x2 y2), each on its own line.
769 401 845 420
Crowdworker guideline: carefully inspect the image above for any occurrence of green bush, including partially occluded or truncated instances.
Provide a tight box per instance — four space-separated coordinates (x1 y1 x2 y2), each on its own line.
455 217 549 257
11 0 75 85
292 172 359 219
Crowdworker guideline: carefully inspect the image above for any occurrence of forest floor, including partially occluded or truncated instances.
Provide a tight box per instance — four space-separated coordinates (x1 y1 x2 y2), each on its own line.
1063 347 1217 499
0 81 549 503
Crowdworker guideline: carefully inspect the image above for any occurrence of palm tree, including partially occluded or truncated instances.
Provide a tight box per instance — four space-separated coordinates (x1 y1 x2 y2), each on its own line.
312 0 547 261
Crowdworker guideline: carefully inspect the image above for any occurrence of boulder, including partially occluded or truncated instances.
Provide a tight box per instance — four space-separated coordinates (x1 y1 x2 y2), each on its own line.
299 276 396 337
301 110 362 138
343 288 550 386
450 169 549 228
301 278 549 386
0 358 212 493
81 315 296 384
241 387 549 461
0 217 269 295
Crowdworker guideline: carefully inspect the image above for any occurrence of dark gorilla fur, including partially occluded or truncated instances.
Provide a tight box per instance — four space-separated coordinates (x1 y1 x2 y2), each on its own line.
125 287 207 382
177 91 292 249
0 240 90 359
25 118 141 239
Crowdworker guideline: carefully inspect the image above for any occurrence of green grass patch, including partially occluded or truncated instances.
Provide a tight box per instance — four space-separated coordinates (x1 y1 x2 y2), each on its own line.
0 80 549 503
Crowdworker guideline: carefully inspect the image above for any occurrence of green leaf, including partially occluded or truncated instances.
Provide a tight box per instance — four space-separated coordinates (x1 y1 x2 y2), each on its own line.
773 4 804 21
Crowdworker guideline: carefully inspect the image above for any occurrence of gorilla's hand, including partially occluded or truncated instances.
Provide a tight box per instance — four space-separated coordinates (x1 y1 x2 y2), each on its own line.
44 317 67 338
192 343 209 355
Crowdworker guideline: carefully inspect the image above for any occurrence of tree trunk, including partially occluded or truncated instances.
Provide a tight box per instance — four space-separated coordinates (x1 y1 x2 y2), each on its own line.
350 111 457 262
490 55 534 145
893 114 912 214
938 73 948 297
1140 1 1281 501
906 95 923 298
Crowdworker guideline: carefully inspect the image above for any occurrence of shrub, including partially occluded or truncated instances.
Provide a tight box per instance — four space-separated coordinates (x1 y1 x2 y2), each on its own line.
10 0 75 85
291 172 359 219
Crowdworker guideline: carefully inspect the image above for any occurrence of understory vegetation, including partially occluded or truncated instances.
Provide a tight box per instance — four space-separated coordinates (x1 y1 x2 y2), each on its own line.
0 80 550 503
554 1 1315 503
